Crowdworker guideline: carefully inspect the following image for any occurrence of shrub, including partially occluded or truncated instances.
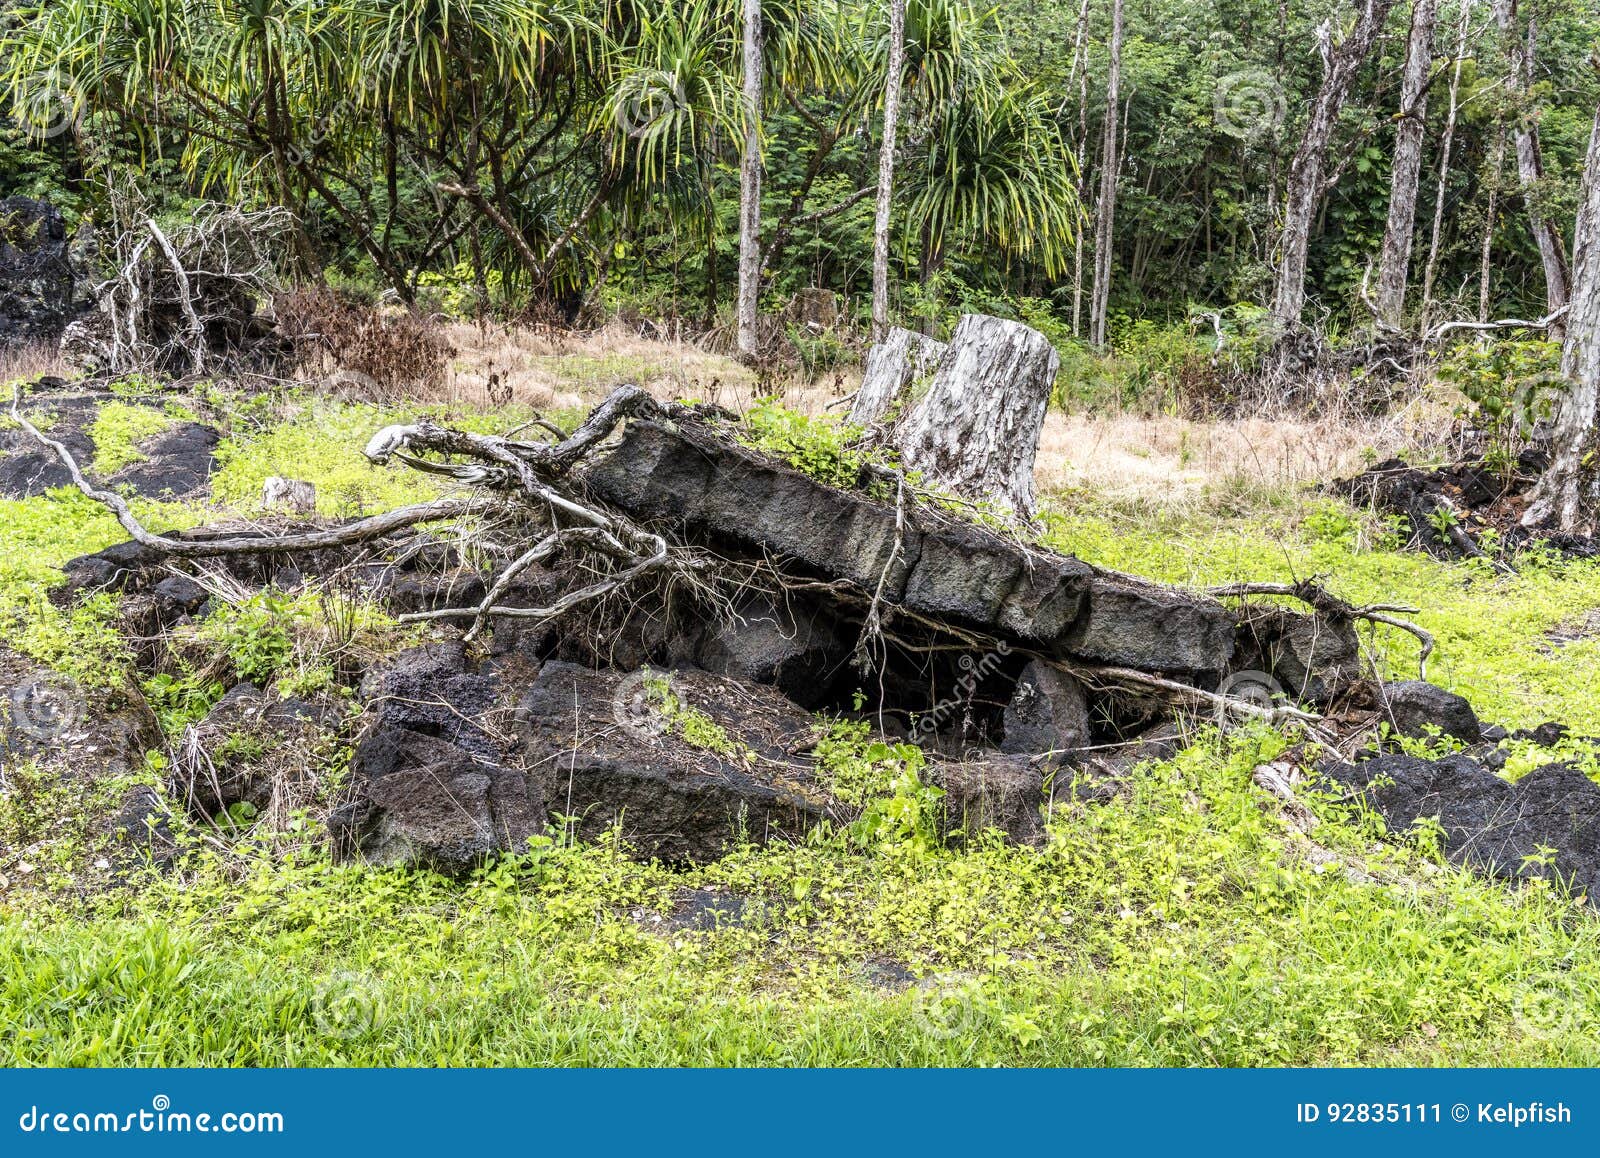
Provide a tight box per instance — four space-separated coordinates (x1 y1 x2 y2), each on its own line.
273 286 451 398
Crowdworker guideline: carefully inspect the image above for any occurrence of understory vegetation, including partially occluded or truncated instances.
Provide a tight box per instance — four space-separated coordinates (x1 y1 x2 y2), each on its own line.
6 0 1600 1070
5 356 1600 1066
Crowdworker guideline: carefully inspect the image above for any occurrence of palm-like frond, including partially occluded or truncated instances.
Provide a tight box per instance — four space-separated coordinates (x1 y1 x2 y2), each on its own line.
910 82 1081 275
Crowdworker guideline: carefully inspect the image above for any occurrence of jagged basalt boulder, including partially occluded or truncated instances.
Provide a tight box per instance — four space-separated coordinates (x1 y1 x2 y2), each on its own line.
1379 680 1483 743
695 594 845 708
1001 661 1090 757
516 662 838 864
0 199 80 345
1321 752 1600 901
925 755 1046 846
1235 607 1363 706
335 643 544 872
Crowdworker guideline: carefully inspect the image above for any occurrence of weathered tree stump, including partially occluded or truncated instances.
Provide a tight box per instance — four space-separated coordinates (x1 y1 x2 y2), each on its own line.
847 326 946 427
860 313 1059 519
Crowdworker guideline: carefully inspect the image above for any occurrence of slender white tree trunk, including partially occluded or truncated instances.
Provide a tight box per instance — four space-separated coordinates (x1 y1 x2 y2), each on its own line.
1376 0 1438 324
871 0 907 342
1523 102 1600 532
737 0 764 362
1270 0 1398 328
1067 0 1092 338
1491 0 1570 338
1089 0 1124 349
1421 0 1471 327
1479 119 1506 321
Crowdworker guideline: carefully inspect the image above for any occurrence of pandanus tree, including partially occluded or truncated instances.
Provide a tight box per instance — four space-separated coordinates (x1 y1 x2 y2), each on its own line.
2 0 604 302
908 83 1080 285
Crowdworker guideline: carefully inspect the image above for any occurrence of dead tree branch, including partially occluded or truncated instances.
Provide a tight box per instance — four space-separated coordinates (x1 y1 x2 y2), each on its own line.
1203 578 1436 678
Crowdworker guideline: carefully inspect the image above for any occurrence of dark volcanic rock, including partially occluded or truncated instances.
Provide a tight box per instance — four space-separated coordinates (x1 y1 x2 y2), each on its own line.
695 594 845 708
0 392 97 498
0 391 219 501
584 422 1237 677
1379 680 1482 743
925 755 1045 846
1321 752 1600 901
1235 608 1363 706
108 422 219 500
0 198 79 345
338 643 543 872
1000 660 1090 757
339 725 545 871
517 662 836 863
1063 578 1236 675
356 641 499 761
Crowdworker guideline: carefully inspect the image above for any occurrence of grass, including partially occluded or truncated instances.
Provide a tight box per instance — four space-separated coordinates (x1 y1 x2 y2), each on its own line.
4 727 1599 1066
6 376 1600 1067
1040 494 1600 732
88 402 174 477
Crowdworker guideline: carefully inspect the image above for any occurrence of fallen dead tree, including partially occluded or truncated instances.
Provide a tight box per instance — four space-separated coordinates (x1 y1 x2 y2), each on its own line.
16 380 1430 722
60 198 292 378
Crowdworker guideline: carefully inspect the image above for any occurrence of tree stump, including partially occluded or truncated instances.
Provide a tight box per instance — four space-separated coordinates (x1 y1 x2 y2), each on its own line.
847 326 946 427
861 313 1059 519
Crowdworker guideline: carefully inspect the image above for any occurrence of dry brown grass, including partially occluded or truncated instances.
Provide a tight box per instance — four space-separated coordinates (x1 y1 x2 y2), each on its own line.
1034 393 1457 511
0 341 71 384
431 320 861 415
315 318 1461 510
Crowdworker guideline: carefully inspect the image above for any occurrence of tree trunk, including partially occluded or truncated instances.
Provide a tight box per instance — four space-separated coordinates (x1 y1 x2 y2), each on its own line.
737 0 764 362
1375 0 1437 324
1088 0 1124 349
870 314 1060 519
1067 0 1092 339
1421 0 1471 327
1492 0 1570 338
1270 0 1398 328
1479 119 1506 321
849 326 947 427
1522 102 1600 532
871 0 908 341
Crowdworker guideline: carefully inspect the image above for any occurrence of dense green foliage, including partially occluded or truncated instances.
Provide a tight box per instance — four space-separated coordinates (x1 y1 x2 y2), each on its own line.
6 0 1596 341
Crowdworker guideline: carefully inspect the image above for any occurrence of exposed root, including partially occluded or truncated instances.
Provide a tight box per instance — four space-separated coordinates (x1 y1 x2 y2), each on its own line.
1204 578 1436 679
